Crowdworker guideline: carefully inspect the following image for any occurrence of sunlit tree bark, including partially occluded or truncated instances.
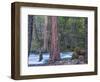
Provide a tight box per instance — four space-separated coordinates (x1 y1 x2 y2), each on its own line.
43 16 48 51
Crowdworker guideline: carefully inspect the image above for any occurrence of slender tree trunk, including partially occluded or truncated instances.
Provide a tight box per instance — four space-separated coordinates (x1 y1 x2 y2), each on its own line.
50 16 60 62
34 16 39 41
28 15 33 56
43 16 48 51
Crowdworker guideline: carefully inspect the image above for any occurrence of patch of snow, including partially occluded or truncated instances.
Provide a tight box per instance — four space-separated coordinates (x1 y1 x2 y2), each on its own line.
28 52 73 65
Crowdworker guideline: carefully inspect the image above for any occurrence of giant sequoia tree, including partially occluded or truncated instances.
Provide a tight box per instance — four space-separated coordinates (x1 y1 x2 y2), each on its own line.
50 16 60 62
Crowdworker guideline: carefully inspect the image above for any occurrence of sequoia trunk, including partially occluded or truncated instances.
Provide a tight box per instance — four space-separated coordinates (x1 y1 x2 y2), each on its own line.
50 16 60 62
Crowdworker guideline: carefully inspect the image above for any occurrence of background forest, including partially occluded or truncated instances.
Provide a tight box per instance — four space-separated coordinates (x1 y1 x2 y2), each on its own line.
28 15 88 66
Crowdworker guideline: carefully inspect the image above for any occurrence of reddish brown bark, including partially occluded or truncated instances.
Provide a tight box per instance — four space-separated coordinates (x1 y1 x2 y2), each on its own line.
50 16 60 62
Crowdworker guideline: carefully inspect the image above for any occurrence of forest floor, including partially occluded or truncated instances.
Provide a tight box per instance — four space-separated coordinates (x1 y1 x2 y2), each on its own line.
28 52 86 66
48 58 85 66
29 58 85 66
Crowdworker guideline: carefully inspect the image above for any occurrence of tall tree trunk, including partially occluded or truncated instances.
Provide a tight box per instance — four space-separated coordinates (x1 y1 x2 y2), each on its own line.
43 16 48 51
50 16 60 62
34 16 39 41
28 15 33 56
